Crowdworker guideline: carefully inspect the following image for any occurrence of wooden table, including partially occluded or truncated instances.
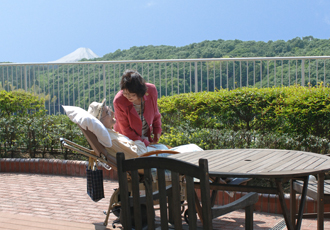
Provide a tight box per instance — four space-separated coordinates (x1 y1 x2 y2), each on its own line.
169 148 330 230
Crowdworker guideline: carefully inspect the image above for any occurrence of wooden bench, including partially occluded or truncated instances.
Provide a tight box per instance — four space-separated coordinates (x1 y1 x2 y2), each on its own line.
291 154 330 230
292 179 330 218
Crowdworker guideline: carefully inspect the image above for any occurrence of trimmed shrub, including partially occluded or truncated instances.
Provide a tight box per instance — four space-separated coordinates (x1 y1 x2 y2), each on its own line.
159 85 330 154
0 90 88 159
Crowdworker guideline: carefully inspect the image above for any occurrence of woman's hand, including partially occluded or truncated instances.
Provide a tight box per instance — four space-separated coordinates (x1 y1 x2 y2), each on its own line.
151 133 161 144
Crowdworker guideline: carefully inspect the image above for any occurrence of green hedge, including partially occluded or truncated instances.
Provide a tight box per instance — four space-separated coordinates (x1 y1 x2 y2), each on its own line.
0 114 87 159
158 85 330 154
2 86 330 159
0 90 87 159
159 85 330 138
159 126 330 154
0 90 45 117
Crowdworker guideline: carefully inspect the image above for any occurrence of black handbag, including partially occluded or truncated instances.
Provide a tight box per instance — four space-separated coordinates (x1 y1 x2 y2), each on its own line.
86 158 105 202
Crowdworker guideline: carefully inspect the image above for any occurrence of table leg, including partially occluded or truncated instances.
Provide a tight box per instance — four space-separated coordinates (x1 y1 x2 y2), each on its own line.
317 173 325 230
275 179 295 230
194 191 204 224
210 177 221 207
290 179 297 226
295 176 309 230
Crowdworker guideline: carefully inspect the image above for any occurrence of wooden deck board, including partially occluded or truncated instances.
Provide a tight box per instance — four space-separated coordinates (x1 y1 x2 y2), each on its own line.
0 213 113 230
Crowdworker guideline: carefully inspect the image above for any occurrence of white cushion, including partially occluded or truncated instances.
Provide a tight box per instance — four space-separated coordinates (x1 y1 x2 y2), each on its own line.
170 144 203 153
62 106 112 148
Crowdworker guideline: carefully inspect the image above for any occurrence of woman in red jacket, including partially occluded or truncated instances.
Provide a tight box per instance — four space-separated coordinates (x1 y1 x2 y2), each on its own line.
113 70 161 147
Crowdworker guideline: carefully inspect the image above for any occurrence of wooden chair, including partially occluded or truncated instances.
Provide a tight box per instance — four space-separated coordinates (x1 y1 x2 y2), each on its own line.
291 176 330 229
116 152 258 230
291 154 330 229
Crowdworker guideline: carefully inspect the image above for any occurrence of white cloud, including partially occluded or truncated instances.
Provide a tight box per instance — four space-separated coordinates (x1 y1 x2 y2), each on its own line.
325 15 330 25
146 1 156 7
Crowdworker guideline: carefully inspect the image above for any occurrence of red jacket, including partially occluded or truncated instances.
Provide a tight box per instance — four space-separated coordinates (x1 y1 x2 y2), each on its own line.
113 83 162 146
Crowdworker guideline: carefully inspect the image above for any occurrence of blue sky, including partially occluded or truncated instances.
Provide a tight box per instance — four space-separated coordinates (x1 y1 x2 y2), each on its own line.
1 0 330 63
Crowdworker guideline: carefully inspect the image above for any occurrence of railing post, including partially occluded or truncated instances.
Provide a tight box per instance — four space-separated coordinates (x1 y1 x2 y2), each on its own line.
0 67 2 89
24 65 27 91
1 56 330 115
195 62 198 93
301 59 305 86
103 64 106 99
73 65 75 106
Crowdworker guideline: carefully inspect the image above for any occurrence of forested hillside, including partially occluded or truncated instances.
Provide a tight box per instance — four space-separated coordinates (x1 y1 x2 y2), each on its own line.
2 36 330 115
86 36 330 61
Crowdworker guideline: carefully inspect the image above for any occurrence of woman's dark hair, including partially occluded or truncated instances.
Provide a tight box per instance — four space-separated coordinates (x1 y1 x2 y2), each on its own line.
120 70 147 98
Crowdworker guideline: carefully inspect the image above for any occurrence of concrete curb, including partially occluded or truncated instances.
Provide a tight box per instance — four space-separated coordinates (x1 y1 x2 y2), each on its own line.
0 158 327 215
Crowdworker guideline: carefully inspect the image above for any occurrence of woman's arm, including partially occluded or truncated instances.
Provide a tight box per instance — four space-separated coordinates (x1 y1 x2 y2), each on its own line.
113 97 150 146
149 85 162 142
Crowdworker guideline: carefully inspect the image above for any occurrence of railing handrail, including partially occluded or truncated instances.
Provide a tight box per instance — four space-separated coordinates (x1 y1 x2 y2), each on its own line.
2 55 330 66
1 55 330 115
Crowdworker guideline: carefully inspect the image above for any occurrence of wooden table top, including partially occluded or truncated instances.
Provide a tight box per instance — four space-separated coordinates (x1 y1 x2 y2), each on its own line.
169 149 330 179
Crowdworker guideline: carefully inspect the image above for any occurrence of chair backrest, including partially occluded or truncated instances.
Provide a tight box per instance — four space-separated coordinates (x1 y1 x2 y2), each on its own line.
116 152 213 230
78 125 117 170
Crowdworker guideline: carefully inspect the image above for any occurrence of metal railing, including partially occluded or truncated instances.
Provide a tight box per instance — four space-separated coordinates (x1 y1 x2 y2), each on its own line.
1 56 330 114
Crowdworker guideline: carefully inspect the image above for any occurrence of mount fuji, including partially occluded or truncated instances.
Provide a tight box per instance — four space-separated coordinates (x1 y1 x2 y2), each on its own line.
49 47 99 63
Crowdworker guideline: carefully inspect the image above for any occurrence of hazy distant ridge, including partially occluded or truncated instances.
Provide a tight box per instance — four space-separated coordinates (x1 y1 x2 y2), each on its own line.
94 36 330 61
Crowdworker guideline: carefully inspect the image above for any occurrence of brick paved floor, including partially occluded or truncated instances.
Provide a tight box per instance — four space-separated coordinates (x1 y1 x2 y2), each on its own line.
0 173 329 229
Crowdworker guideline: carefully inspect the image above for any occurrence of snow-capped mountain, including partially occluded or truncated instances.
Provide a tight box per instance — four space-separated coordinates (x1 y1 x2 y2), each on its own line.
49 47 99 63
